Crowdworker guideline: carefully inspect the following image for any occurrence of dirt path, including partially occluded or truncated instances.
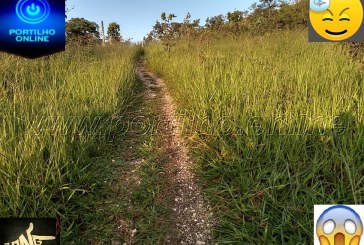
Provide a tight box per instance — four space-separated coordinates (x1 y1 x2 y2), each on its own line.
136 60 214 245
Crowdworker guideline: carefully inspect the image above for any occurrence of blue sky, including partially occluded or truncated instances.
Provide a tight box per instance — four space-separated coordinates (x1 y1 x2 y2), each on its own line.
66 0 256 42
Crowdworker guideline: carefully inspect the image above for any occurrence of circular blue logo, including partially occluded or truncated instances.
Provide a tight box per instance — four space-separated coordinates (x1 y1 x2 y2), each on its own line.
16 0 50 24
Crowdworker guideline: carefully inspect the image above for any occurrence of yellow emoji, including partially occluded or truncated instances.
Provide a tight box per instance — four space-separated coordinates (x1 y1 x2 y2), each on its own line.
310 0 363 41
316 206 363 245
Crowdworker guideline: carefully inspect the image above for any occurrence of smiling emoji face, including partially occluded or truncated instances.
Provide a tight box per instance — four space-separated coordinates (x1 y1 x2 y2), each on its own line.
310 0 363 41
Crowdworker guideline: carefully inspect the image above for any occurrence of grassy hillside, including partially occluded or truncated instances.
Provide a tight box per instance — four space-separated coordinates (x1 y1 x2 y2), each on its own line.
145 30 364 243
0 45 140 242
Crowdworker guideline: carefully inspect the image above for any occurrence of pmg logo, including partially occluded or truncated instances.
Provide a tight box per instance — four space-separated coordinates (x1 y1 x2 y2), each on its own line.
0 0 65 58
0 218 60 245
16 0 51 24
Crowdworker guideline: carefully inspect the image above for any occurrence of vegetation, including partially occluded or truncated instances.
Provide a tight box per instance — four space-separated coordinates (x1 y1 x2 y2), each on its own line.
146 0 308 44
0 45 141 243
3 0 364 243
66 17 100 44
145 30 364 243
107 22 122 43
112 83 175 244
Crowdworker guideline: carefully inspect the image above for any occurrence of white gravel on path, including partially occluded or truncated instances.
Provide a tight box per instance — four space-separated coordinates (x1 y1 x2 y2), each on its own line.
136 63 215 245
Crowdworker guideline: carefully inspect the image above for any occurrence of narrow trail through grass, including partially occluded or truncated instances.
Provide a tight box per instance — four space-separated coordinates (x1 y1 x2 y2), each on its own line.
105 62 173 244
111 58 215 244
144 32 364 243
136 59 215 244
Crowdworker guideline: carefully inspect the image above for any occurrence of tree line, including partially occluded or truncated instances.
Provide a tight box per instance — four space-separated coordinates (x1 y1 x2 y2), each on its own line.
66 18 123 45
64 0 364 60
65 0 307 46
144 0 308 46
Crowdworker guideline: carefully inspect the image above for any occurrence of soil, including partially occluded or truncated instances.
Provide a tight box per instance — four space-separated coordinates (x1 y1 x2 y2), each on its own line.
135 60 215 245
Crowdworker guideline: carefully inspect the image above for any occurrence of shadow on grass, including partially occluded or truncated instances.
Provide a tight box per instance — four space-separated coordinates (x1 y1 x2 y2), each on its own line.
190 111 364 244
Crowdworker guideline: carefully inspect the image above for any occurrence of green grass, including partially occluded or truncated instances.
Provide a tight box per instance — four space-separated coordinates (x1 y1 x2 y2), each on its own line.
145 30 364 244
108 76 173 244
131 137 173 244
0 45 141 243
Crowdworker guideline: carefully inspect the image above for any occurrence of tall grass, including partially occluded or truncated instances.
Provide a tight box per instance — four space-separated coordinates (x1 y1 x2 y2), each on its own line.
145 31 364 243
0 45 140 242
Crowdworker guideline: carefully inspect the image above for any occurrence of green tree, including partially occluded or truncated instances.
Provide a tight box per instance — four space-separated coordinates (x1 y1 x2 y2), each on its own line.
149 13 178 51
274 0 308 29
107 22 122 43
205 15 225 30
226 10 248 37
66 18 99 44
180 13 201 40
227 10 245 23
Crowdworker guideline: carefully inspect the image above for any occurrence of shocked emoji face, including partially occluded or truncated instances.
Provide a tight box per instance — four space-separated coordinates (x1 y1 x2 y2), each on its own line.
310 0 363 41
316 206 363 245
